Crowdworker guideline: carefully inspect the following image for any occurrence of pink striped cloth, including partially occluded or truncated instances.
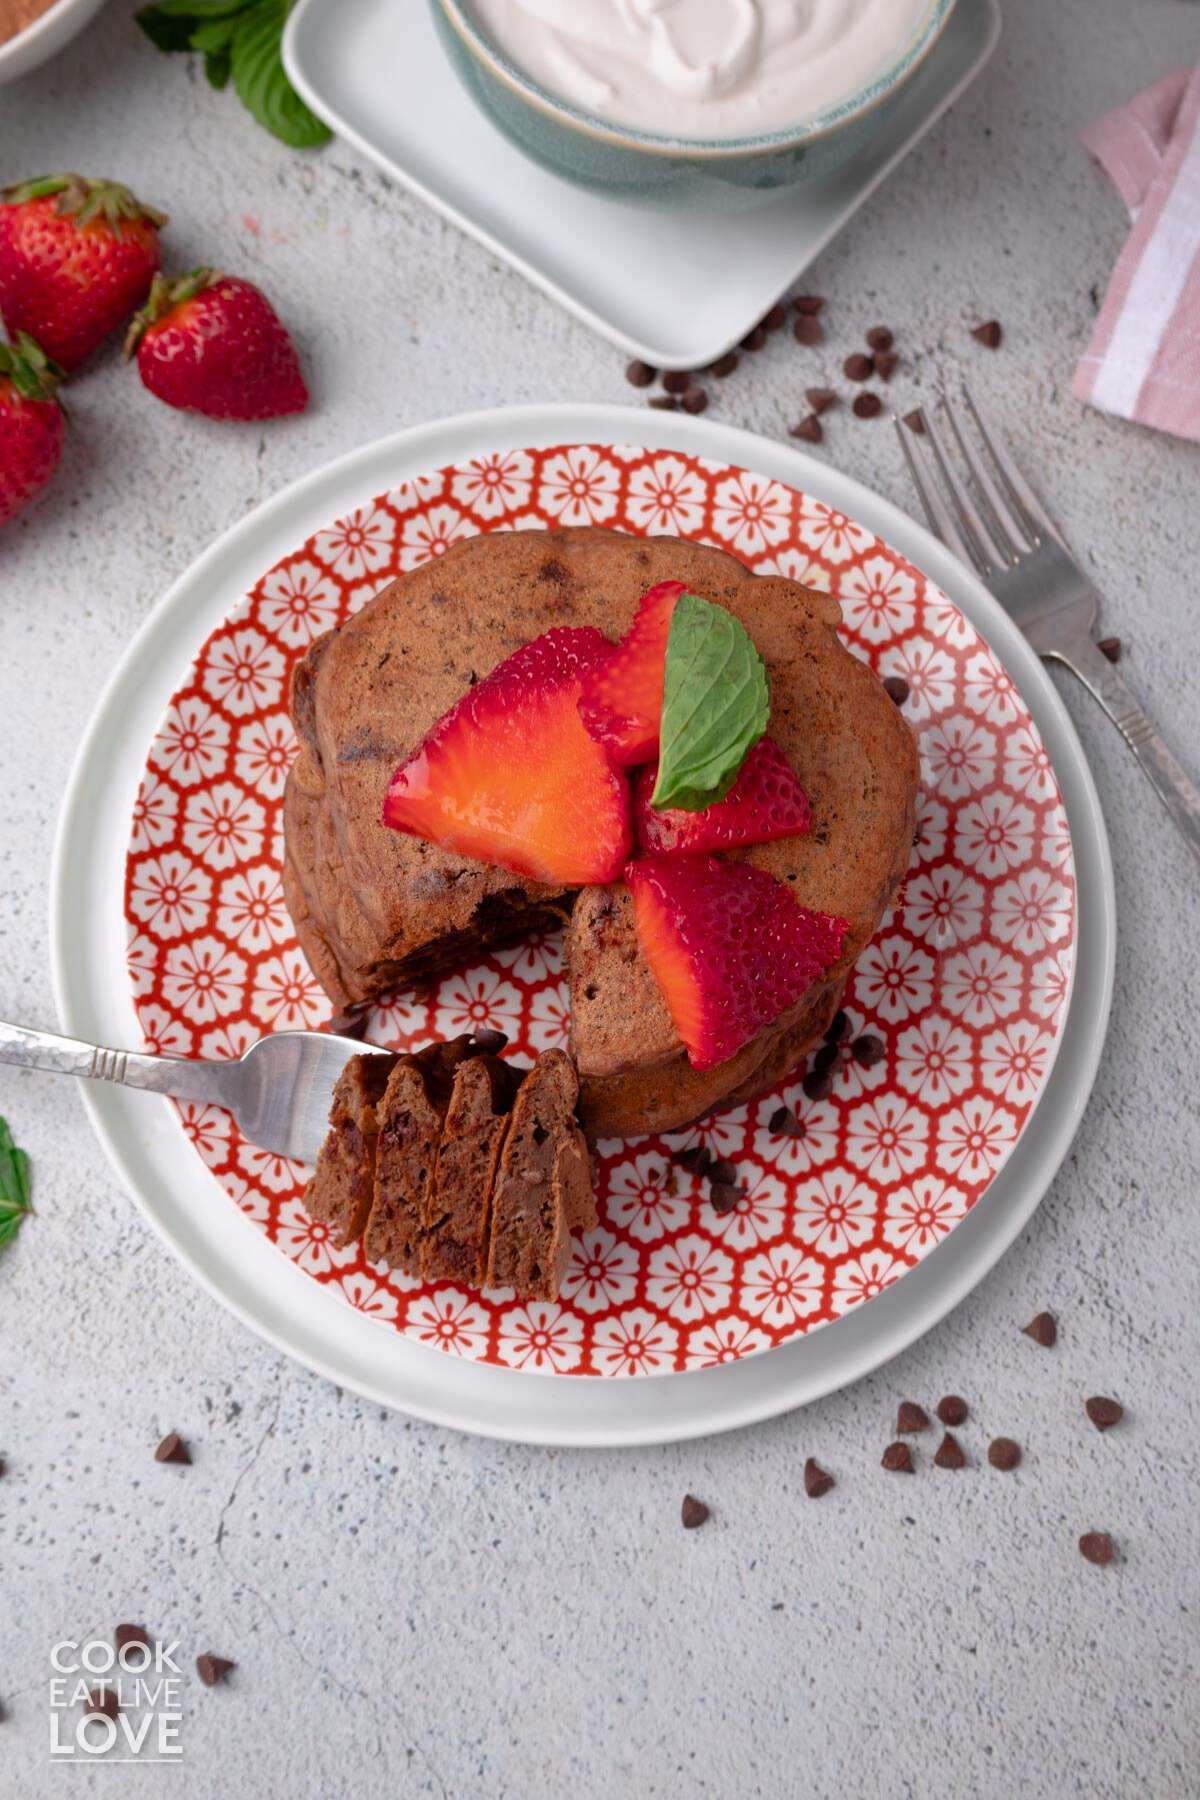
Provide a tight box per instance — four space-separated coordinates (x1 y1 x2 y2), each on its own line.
1074 65 1200 441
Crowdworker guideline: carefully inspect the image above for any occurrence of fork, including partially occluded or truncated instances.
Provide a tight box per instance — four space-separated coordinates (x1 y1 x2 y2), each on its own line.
896 387 1200 866
0 1020 393 1166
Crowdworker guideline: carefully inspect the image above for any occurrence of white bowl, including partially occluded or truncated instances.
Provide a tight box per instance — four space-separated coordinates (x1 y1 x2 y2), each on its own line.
0 0 109 85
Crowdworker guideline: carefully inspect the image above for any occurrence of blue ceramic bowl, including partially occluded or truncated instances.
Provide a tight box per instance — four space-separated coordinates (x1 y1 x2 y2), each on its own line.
432 0 956 206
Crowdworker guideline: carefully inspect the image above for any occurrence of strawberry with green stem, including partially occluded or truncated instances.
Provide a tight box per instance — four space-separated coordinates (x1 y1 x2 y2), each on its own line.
0 334 65 529
126 268 308 421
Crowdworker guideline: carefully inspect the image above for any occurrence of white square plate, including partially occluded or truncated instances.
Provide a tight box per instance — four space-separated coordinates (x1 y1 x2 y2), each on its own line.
283 0 1001 370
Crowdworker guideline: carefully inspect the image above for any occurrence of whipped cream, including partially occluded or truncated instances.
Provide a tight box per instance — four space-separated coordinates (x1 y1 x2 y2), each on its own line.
466 0 934 140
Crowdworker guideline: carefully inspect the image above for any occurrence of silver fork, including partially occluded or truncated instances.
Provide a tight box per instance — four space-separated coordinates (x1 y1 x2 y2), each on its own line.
896 387 1200 866
0 1020 393 1166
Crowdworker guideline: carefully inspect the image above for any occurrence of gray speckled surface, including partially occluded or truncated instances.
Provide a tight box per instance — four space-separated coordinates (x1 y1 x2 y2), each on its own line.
2 2 1199 1795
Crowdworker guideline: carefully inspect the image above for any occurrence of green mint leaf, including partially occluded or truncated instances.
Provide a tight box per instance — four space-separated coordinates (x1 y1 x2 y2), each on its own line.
190 16 236 50
0 1118 32 1258
135 7 200 52
650 592 769 812
231 0 332 148
204 48 232 86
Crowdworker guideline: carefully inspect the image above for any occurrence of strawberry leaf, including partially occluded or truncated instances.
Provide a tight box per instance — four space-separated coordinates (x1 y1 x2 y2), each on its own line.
650 593 769 813
231 0 331 148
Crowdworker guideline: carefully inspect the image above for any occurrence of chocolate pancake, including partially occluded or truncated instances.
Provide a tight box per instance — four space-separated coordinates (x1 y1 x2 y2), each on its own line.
284 527 918 1139
363 1037 477 1270
419 1053 522 1286
302 1054 392 1250
484 1049 596 1301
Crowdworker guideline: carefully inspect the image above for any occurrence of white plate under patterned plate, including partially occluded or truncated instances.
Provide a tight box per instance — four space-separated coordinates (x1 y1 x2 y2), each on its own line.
50 404 1115 1446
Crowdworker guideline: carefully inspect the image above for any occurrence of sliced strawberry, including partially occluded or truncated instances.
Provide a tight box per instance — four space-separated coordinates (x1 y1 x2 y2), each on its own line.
577 579 685 765
383 627 631 886
635 735 811 854
625 853 847 1072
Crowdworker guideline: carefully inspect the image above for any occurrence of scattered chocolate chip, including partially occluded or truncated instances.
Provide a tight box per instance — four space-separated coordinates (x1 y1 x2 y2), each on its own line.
843 351 874 382
672 1144 713 1176
792 294 825 315
85 1687 119 1720
882 1441 914 1473
1022 1311 1057 1347
903 408 926 434
681 1494 710 1530
709 1182 740 1216
1098 636 1122 663
937 1395 968 1427
1085 1395 1124 1432
882 675 910 705
648 395 679 410
0 1457 6 1478
196 1653 236 1687
851 1034 886 1068
852 392 883 419
741 324 769 352
793 313 824 347
154 1432 191 1465
768 1104 806 1139
1078 1531 1116 1567
971 319 1003 349
873 350 899 381
709 350 739 378
790 414 823 444
681 386 709 415
115 1624 150 1656
805 386 838 415
866 326 894 352
662 369 692 394
802 1068 832 1102
471 1028 508 1054
896 1401 930 1434
804 1457 835 1498
988 1437 1021 1470
812 1041 841 1077
762 301 788 332
707 1158 738 1187
825 1010 850 1043
326 1008 368 1041
625 358 657 388
934 1431 967 1469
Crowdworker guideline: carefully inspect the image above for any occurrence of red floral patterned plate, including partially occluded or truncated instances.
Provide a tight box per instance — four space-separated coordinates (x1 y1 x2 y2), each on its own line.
124 444 1075 1377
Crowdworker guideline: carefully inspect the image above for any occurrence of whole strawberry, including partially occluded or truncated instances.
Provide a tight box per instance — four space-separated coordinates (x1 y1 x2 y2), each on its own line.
0 174 167 372
126 269 308 422
0 333 65 529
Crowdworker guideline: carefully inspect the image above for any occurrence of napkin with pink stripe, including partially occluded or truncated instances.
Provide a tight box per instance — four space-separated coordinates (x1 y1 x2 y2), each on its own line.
1074 65 1200 441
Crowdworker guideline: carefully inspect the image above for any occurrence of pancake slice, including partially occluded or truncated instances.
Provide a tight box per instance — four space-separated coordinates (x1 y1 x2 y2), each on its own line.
302 1054 393 1250
419 1055 522 1286
363 1037 477 1271
485 1049 597 1301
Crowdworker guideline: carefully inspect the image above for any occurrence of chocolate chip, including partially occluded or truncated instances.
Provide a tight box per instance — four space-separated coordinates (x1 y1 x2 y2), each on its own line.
1085 1395 1124 1432
971 319 1003 349
824 1009 850 1043
1098 636 1122 663
681 386 708 415
471 1028 508 1054
896 1401 930 1434
709 350 739 377
1022 1311 1057 1347
903 408 926 434
681 1494 710 1530
882 1441 914 1473
154 1432 191 1465
802 1068 832 1102
883 676 909 706
196 1653 236 1687
873 350 899 382
85 1687 119 1720
662 369 692 394
115 1624 150 1656
988 1437 1021 1470
741 324 769 352
672 1144 713 1176
793 313 824 347
792 294 825 315
762 301 788 332
709 1182 740 1217
648 395 679 410
937 1395 968 1426
851 1033 886 1068
806 386 838 415
708 1158 738 1187
625 358 657 388
934 1431 967 1469
1078 1531 1116 1566
790 414 823 444
852 392 883 419
843 351 874 382
768 1104 805 1139
866 326 894 352
804 1457 835 1498
812 1041 840 1077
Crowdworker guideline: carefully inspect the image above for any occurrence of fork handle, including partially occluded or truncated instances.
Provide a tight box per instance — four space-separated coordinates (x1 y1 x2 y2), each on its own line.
1051 639 1200 867
0 1019 234 1106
